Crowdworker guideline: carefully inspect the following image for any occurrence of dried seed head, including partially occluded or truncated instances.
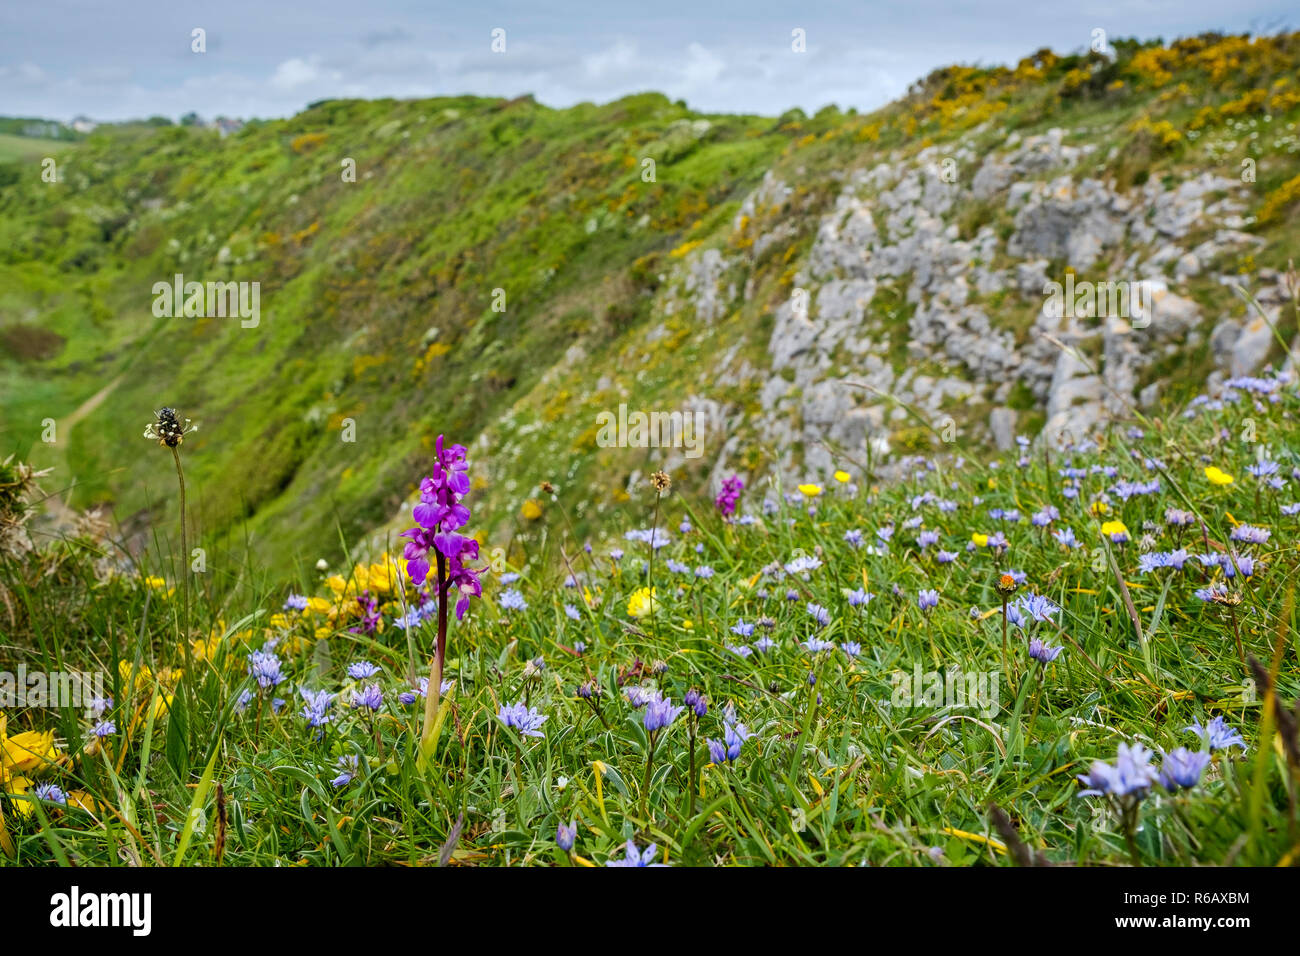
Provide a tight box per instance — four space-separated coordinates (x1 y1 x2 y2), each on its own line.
650 470 671 492
1212 590 1242 608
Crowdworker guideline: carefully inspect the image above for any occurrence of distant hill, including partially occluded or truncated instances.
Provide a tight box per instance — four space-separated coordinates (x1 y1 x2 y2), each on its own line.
2 32 1299 580
0 117 85 141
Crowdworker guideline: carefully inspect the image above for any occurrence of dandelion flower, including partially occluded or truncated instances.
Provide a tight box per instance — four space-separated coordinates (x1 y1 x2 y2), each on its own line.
1204 466 1234 486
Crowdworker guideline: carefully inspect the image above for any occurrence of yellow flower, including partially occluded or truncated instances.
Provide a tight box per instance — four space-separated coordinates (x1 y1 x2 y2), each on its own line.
5 774 34 817
1101 520 1130 541
141 575 174 598
521 499 543 521
1 714 61 785
118 660 153 695
1089 500 1110 516
627 587 658 619
1205 466 1234 486
189 634 221 662
833 470 851 484
798 484 823 498
355 561 395 595
971 532 989 547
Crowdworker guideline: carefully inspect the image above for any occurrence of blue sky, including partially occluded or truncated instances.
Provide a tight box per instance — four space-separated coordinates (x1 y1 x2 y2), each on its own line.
1 0 1295 121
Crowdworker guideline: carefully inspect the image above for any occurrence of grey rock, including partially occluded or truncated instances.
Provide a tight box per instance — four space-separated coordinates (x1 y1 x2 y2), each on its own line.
989 407 1017 451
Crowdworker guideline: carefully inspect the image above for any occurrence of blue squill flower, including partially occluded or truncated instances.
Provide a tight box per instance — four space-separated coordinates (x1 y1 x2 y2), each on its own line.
605 840 668 867
498 701 549 737
643 698 684 732
1028 637 1063 664
347 660 380 680
1185 716 1246 752
556 822 576 852
1077 742 1160 798
351 683 383 711
1159 748 1211 791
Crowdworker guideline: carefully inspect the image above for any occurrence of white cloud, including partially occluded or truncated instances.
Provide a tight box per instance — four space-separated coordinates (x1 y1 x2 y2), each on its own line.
270 57 336 91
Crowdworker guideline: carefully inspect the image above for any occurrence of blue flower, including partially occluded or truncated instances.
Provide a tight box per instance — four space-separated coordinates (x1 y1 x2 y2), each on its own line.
712 717 753 761
499 588 528 611
498 701 549 737
917 589 939 611
247 649 285 689
1159 748 1212 791
351 683 383 711
347 660 380 680
1017 592 1059 623
1230 524 1270 545
299 687 335 728
1077 742 1160 798
33 782 67 805
643 697 685 732
1053 526 1080 548
1185 716 1246 752
847 588 875 606
684 689 707 718
331 754 359 788
556 822 576 852
623 686 660 708
1028 637 1063 663
605 840 668 867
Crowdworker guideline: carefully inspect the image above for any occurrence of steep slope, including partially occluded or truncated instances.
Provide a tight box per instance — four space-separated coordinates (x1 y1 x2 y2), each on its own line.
2 33 1300 580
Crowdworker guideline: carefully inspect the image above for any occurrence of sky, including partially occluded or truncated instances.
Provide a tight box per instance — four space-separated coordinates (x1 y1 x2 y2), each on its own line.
1 1 1295 123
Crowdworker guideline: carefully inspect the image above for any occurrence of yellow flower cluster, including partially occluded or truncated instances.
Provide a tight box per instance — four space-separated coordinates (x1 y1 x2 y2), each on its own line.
1 712 71 821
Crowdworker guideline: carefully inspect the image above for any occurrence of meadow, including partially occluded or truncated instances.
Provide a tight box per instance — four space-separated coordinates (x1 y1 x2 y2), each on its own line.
3 29 1300 873
2 360 1298 867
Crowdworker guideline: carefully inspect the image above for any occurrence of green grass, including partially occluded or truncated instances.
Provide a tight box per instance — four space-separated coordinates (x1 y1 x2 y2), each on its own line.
1 380 1297 866
0 134 75 165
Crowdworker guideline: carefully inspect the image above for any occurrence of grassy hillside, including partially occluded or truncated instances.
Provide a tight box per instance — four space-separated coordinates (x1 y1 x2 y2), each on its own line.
2 33 1300 588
